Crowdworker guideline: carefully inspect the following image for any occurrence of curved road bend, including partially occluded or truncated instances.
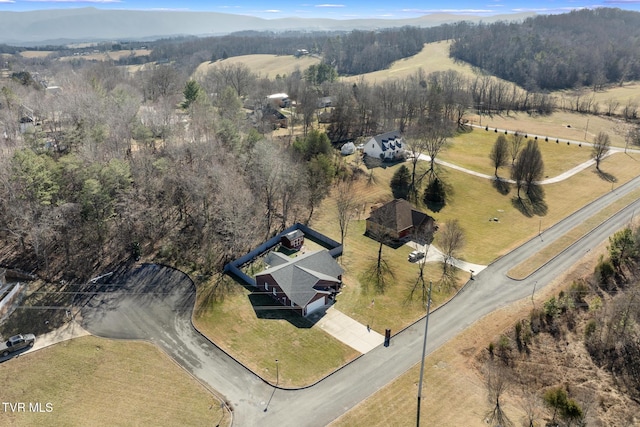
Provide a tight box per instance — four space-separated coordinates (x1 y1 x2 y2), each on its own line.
81 174 640 427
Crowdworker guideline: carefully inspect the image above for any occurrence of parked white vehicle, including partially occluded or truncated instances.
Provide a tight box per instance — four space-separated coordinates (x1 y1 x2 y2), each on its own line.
408 250 426 262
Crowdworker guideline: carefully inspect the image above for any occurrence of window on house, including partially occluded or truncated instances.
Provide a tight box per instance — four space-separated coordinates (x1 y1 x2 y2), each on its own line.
273 288 276 296
265 283 269 291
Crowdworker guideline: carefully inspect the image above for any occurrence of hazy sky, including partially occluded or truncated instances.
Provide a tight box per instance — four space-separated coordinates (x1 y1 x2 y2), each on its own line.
1 0 639 19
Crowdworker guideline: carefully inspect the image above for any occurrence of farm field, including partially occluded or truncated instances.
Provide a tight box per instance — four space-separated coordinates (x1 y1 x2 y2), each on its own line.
19 50 53 58
474 110 632 147
8 34 640 424
340 40 482 84
0 336 225 427
552 81 640 116
194 54 321 79
57 49 151 61
21 49 152 61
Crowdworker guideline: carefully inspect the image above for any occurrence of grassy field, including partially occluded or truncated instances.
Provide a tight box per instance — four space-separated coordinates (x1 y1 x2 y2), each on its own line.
426 150 639 264
341 40 493 84
194 283 359 387
444 128 594 178
57 49 151 62
476 110 633 147
0 336 225 426
19 51 54 58
194 54 321 79
508 186 640 280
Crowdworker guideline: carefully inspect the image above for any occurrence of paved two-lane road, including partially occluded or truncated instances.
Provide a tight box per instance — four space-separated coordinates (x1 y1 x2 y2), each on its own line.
81 174 640 426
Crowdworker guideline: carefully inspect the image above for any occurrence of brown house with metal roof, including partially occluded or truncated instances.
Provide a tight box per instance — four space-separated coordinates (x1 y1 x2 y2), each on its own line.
366 199 435 240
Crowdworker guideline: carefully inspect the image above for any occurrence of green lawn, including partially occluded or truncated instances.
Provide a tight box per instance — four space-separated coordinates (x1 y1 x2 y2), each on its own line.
194 282 359 387
443 128 593 178
0 336 224 427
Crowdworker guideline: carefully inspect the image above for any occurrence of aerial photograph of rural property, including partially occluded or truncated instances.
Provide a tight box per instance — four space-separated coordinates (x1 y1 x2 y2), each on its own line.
2 0 640 426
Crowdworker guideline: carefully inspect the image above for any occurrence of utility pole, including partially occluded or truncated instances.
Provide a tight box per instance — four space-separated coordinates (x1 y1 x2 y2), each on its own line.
416 281 433 427
584 118 589 141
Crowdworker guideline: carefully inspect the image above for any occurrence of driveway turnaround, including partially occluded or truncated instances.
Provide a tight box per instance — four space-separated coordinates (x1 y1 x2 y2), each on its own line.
406 241 487 274
75 174 640 427
309 306 384 354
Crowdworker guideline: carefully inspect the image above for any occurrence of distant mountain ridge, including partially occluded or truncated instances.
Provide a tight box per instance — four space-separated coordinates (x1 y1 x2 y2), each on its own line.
0 7 536 46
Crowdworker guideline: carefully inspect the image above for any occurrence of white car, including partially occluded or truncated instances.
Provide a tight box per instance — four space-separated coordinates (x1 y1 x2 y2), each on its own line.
408 250 425 262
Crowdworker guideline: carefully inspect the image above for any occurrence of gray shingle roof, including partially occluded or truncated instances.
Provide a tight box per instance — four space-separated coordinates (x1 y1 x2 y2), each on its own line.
256 250 343 307
372 130 403 152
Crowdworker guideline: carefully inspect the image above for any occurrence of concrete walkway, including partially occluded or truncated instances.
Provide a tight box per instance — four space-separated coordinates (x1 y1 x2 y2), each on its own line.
28 319 90 353
310 306 384 354
406 241 487 274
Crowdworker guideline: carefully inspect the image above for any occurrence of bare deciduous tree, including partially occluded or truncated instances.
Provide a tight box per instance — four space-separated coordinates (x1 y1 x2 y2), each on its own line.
406 225 434 306
438 219 465 275
484 361 514 427
592 131 611 171
509 131 525 165
490 134 510 177
413 117 453 176
208 62 255 98
519 390 542 427
335 178 357 247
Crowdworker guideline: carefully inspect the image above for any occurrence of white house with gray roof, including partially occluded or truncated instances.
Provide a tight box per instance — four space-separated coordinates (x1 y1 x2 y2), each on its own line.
255 250 343 316
363 130 405 161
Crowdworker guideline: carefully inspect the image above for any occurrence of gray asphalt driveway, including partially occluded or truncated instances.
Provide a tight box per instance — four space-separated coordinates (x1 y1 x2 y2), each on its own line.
80 264 271 426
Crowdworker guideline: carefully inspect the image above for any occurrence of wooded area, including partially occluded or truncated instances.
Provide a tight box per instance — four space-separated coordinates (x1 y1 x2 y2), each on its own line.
450 8 640 91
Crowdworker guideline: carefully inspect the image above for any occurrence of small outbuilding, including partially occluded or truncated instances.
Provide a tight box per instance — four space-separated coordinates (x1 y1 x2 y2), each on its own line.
281 229 304 250
340 141 356 156
267 93 291 108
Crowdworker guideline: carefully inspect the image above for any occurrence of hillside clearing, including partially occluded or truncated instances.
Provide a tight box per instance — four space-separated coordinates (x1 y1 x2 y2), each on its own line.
194 54 321 79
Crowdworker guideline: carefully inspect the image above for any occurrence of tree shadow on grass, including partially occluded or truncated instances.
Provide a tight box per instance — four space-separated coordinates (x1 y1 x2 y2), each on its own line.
492 177 511 195
511 185 547 218
594 168 616 183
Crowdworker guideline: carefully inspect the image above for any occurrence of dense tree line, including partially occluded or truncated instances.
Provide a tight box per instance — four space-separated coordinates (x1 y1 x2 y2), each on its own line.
116 23 472 76
324 69 553 143
450 8 640 91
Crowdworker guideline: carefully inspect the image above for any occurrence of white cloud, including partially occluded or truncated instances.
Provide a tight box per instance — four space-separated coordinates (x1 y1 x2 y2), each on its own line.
512 6 588 12
315 4 346 8
402 8 495 14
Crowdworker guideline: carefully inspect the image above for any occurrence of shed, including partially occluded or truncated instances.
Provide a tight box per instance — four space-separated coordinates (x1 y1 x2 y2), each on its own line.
281 229 304 250
341 141 356 155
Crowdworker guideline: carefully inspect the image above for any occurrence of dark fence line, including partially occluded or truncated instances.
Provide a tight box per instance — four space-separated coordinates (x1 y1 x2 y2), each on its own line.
223 223 342 287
